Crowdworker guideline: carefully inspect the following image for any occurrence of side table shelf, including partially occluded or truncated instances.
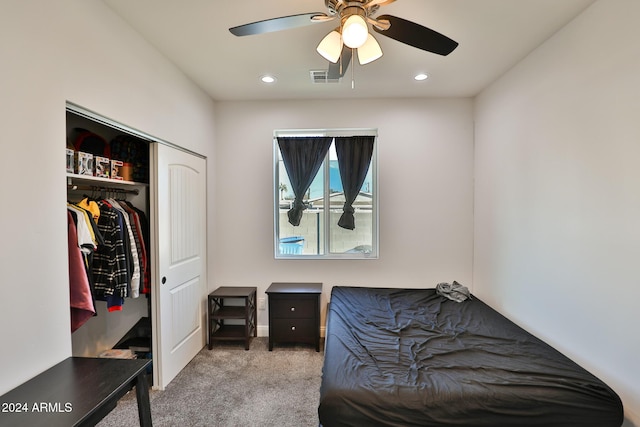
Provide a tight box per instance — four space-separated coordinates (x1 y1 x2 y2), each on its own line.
208 286 257 350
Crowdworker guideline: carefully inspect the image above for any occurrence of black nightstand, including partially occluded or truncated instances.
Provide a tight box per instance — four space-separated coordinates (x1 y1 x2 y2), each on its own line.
266 282 322 351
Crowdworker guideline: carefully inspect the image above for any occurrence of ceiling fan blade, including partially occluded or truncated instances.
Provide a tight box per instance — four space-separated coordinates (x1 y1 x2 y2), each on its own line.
366 0 396 7
327 46 353 79
372 14 458 56
230 12 330 36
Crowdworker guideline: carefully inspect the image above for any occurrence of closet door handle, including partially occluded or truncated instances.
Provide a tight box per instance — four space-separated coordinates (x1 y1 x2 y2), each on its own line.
161 276 167 285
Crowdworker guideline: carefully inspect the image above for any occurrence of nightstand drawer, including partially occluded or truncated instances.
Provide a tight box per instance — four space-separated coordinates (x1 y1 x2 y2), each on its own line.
271 318 316 342
270 297 316 318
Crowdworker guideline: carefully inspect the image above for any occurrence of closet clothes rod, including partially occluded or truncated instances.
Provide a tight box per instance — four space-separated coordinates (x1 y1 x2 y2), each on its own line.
67 184 140 196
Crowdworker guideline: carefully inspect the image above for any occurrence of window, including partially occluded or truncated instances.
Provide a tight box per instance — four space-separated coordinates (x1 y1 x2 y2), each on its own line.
274 129 378 259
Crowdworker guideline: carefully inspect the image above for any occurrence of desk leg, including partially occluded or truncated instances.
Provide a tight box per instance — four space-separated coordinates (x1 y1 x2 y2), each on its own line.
135 372 153 427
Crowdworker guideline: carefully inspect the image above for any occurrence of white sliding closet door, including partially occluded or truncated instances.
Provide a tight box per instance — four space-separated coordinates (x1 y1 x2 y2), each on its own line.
152 143 207 389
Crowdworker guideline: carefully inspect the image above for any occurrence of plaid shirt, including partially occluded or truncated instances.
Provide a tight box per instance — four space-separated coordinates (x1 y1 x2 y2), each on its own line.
92 201 129 300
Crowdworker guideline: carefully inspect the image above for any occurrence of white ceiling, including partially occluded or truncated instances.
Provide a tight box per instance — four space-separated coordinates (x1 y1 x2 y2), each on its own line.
103 0 596 101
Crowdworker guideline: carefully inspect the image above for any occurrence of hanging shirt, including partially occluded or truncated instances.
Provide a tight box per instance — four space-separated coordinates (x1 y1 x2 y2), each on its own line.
92 200 129 311
68 212 96 332
109 199 141 298
119 201 148 296
77 198 101 223
67 204 97 253
74 202 105 248
124 202 151 294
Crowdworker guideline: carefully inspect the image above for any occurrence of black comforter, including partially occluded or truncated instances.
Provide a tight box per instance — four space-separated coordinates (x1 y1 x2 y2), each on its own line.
318 287 623 427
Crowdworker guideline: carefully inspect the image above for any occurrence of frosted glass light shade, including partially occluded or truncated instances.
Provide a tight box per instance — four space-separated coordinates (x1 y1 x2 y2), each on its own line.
342 15 368 48
357 34 383 65
317 30 343 63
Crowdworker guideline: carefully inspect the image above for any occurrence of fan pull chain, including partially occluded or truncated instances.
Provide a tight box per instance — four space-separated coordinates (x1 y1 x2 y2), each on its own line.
351 48 355 89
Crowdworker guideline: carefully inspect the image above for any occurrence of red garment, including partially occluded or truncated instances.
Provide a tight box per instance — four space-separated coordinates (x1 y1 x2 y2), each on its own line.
68 212 96 332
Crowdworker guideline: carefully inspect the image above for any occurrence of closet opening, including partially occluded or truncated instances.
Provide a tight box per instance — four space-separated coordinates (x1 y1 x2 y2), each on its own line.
66 103 154 378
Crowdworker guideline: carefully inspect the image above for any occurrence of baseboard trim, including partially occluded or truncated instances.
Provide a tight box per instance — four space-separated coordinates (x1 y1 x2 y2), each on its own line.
256 325 326 338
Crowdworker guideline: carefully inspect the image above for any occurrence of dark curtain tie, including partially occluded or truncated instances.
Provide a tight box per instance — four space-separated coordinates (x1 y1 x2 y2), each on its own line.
277 136 333 226
335 136 375 230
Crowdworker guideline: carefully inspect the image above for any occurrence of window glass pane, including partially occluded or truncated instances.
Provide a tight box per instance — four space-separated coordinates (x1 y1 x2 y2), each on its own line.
329 157 374 254
277 149 325 255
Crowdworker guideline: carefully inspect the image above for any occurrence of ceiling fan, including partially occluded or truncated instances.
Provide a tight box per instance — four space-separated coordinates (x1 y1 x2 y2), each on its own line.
229 0 458 80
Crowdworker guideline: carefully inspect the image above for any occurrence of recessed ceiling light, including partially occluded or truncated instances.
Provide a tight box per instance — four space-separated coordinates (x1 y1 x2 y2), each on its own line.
414 73 428 81
260 75 277 84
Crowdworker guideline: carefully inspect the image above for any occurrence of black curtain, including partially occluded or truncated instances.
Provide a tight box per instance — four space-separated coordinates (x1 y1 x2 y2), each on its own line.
335 136 375 230
277 136 333 226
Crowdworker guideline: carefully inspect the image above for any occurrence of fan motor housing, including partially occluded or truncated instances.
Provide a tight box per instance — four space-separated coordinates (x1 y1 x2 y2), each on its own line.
325 0 380 17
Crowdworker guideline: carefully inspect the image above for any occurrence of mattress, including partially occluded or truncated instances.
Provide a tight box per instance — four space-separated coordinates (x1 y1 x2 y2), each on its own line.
318 286 623 427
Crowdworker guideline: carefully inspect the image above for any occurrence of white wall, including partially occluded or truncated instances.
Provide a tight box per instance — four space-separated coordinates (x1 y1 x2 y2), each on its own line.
0 0 215 394
6 1 633 421
474 0 640 424
213 98 474 331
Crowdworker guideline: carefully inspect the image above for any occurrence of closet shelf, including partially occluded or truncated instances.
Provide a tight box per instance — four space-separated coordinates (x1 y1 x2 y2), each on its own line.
67 173 148 187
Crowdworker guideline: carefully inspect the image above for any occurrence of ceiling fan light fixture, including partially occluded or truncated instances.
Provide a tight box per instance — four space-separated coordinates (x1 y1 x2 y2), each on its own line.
357 34 383 65
317 30 343 63
341 14 368 48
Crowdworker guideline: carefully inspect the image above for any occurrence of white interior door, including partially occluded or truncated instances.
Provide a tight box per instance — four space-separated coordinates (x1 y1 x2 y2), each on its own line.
152 143 207 389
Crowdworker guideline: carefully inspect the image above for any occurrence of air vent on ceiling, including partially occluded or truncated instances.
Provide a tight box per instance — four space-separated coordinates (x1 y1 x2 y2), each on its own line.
310 70 340 84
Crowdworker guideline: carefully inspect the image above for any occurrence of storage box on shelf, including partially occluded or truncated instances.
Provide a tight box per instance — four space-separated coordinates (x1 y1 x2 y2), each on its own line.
95 156 110 178
75 151 94 176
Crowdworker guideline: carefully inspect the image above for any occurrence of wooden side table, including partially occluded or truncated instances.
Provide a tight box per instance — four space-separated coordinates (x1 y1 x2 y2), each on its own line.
266 282 322 351
208 286 257 350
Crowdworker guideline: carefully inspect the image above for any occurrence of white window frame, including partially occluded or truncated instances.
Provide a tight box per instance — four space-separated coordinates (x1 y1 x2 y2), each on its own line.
273 128 378 259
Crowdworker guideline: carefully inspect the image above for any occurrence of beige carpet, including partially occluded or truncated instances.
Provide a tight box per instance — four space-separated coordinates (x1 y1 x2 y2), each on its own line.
97 338 324 427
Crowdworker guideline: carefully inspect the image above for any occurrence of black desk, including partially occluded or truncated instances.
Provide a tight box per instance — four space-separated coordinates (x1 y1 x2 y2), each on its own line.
0 357 152 427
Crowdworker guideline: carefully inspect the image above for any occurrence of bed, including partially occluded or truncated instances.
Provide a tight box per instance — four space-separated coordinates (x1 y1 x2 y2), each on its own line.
318 286 623 427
